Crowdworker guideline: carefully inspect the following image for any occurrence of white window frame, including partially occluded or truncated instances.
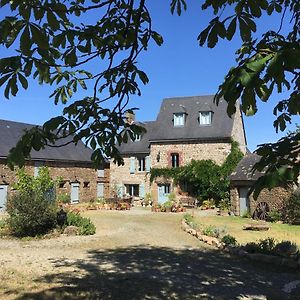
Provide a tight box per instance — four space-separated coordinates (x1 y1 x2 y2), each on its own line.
199 111 212 125
138 157 146 172
171 153 180 168
173 113 185 127
97 169 105 177
135 134 141 142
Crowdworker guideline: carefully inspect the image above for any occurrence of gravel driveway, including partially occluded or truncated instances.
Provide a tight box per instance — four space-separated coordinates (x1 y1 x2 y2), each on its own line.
0 208 299 299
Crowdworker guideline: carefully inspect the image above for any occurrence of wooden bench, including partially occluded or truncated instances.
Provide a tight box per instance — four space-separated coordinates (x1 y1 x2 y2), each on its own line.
179 197 197 208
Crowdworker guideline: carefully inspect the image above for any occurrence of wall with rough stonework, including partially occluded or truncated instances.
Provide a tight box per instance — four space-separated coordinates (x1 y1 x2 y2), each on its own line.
149 141 232 204
150 140 232 169
231 105 247 154
0 159 110 203
110 155 151 197
230 182 291 216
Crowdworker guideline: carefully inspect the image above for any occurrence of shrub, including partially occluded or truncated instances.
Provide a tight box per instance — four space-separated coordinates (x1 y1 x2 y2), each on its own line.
219 198 230 211
183 213 193 224
284 192 300 225
66 211 96 235
7 191 57 237
202 225 225 238
258 237 277 254
168 192 176 202
266 210 282 223
57 193 71 204
273 241 299 258
221 234 237 247
244 242 261 253
0 218 7 229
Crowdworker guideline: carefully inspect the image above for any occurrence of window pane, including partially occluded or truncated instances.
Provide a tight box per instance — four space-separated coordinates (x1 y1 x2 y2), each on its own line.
199 112 212 125
173 113 185 126
171 153 179 168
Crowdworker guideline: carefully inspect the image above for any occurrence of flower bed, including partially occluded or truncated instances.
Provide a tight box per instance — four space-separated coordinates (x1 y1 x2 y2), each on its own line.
181 214 300 270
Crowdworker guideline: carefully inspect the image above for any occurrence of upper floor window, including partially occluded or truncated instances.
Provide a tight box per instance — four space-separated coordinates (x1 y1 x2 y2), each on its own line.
173 113 185 127
135 134 141 142
138 157 146 172
97 169 105 177
199 111 213 125
171 153 180 168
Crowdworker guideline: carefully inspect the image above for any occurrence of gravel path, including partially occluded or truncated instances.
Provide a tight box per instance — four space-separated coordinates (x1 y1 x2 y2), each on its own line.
0 208 299 299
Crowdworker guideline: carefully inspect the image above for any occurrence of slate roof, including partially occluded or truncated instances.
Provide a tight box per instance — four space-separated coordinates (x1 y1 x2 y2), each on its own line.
229 153 264 181
117 121 154 154
0 119 93 163
149 95 234 142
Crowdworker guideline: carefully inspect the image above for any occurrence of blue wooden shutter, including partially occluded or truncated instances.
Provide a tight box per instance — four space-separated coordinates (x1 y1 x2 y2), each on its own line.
117 184 123 198
139 184 145 198
145 156 151 172
130 157 135 174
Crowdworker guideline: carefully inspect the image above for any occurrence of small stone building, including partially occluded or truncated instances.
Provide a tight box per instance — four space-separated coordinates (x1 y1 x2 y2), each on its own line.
229 153 291 218
111 95 247 205
0 119 110 211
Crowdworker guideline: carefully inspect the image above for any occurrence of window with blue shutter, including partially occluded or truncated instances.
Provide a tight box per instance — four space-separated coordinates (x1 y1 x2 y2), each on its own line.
130 157 135 174
145 156 151 172
117 184 123 198
139 184 145 199
34 161 45 177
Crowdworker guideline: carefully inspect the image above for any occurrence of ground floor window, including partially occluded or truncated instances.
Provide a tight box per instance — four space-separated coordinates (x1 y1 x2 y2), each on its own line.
125 184 139 197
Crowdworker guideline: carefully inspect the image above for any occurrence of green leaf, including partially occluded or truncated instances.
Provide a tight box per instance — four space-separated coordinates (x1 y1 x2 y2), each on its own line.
47 11 60 31
20 26 31 53
0 73 11 87
17 73 28 89
30 24 49 49
226 17 236 41
64 48 77 66
151 31 163 46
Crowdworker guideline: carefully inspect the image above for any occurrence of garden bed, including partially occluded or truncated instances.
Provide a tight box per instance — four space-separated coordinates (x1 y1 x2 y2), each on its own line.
181 215 300 270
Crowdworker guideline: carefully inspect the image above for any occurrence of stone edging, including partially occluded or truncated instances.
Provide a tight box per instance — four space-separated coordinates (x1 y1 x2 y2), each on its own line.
181 219 300 270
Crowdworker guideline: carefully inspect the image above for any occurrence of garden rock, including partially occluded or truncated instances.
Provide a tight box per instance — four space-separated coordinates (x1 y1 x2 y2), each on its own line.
63 226 79 236
243 224 270 231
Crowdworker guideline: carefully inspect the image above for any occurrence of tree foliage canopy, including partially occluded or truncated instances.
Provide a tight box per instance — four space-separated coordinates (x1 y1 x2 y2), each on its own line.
0 0 299 194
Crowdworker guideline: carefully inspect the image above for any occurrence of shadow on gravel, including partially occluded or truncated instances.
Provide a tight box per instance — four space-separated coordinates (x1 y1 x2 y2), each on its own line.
16 246 299 300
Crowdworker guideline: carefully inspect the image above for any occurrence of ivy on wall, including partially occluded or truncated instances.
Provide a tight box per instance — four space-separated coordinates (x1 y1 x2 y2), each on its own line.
150 141 243 202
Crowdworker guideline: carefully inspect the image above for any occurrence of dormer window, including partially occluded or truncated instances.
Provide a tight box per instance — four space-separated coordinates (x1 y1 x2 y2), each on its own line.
199 111 213 125
134 134 141 142
173 113 185 127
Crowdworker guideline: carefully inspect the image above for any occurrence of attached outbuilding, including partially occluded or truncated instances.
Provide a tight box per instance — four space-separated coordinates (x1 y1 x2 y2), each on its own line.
229 153 292 219
0 119 110 210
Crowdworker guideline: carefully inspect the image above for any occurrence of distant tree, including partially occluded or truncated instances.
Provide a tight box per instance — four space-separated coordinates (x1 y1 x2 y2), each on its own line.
0 0 299 194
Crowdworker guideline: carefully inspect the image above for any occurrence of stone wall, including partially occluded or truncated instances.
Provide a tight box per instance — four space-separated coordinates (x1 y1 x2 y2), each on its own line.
110 155 151 197
230 182 292 216
150 140 232 169
0 159 110 203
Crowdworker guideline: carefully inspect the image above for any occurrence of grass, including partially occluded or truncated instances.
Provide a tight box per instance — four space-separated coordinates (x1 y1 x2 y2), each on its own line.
193 215 300 247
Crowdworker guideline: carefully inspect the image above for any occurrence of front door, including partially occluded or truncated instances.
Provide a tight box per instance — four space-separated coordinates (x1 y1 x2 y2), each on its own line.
158 184 170 204
0 185 8 212
71 183 80 204
239 187 250 216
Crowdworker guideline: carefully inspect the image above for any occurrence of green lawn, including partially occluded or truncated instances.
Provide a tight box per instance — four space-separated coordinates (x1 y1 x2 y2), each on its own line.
193 215 300 247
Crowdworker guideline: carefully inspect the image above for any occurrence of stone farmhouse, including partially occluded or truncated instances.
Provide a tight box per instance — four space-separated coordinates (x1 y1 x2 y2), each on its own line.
110 95 247 205
229 153 292 219
0 119 109 211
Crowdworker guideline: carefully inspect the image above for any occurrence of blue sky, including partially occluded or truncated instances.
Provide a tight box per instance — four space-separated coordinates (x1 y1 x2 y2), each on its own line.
0 1 297 151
